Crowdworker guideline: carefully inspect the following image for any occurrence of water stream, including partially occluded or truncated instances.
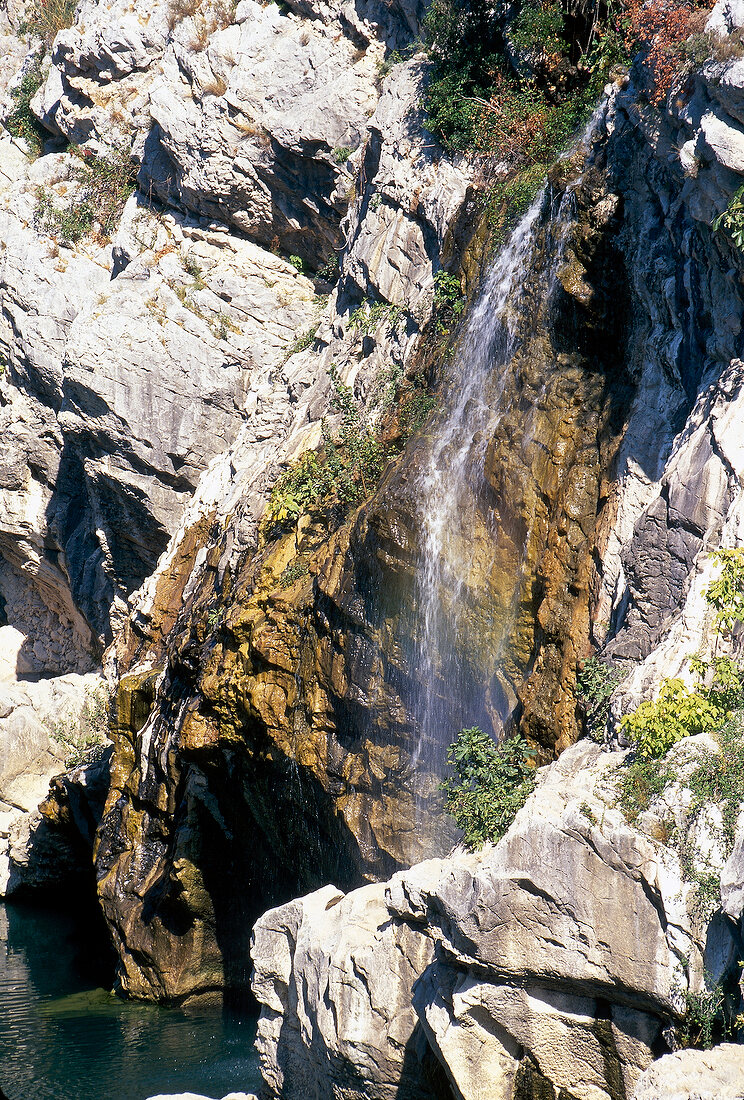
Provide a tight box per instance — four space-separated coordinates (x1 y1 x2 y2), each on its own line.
410 175 585 815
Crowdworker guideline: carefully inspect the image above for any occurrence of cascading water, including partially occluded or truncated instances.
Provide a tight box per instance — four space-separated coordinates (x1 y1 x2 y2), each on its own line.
408 169 589 832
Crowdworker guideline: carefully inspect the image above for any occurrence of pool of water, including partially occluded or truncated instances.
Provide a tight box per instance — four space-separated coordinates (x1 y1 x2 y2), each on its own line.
0 900 262 1100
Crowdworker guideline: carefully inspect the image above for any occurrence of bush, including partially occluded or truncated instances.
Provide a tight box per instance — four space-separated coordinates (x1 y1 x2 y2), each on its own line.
441 726 536 850
624 0 716 105
621 677 724 757
265 366 390 529
423 0 629 157
432 269 464 334
621 547 744 756
21 0 78 49
35 145 136 244
50 686 111 769
713 186 744 249
4 63 47 158
577 655 624 740
348 299 403 337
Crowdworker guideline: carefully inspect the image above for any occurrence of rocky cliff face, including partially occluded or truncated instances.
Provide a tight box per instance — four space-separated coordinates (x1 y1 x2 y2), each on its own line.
3 0 744 1059
252 737 744 1100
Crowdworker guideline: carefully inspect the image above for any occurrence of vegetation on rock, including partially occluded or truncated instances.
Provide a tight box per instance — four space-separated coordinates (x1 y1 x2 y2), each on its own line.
621 549 744 756
49 686 111 769
35 145 136 244
20 0 78 48
441 725 536 849
577 655 624 740
625 0 716 105
4 62 47 158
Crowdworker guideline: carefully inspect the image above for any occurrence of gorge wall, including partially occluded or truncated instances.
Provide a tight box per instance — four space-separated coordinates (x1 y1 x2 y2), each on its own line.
2 0 744 1071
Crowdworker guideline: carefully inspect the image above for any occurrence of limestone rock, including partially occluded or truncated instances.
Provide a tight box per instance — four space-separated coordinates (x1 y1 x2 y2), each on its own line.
252 740 742 1100
631 1045 744 1100
252 881 445 1100
0 671 104 895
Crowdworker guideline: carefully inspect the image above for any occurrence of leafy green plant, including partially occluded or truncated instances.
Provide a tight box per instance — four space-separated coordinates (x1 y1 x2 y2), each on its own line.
4 63 47 158
399 388 436 437
511 0 567 60
713 186 744 250
265 366 390 530
432 270 464 334
50 686 111 769
332 146 355 165
680 982 726 1050
284 323 319 361
621 548 744 756
441 726 536 850
280 561 309 587
289 254 305 272
316 253 340 282
616 753 674 823
620 677 724 758
377 48 403 79
577 656 624 740
348 299 403 337
704 548 744 632
35 145 136 244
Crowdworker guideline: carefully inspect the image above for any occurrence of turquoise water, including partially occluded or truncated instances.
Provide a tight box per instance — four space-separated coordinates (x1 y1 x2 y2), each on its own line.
0 900 262 1100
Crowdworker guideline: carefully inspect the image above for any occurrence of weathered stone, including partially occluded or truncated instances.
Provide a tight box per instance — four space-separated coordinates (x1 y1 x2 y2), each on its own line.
631 1044 744 1100
253 740 741 1100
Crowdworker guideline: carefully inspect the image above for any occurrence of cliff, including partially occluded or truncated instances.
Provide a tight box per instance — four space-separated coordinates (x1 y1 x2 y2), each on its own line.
1 2 744 1094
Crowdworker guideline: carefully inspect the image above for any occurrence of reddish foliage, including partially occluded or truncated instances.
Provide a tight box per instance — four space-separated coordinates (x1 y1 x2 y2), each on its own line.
625 0 715 104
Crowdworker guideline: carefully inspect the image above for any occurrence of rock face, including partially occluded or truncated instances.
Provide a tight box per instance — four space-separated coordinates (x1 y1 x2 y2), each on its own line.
588 6 744 721
631 1045 744 1100
0 671 104 895
252 739 744 1100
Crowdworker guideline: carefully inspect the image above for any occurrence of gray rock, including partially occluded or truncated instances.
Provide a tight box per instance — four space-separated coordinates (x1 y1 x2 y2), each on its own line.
632 1044 744 1099
252 741 741 1100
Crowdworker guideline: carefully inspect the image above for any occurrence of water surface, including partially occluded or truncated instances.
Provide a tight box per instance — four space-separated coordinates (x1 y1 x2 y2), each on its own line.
0 901 261 1100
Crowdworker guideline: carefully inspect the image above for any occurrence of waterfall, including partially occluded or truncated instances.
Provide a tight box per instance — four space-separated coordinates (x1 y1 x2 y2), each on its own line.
409 174 587 830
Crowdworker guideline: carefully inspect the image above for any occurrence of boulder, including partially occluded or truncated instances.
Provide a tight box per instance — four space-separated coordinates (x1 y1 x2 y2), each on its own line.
631 1044 744 1099
252 740 743 1100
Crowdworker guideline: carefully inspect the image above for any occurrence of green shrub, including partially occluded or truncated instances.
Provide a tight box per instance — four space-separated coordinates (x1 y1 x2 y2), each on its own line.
4 63 47 158
280 561 309 587
621 547 744 756
284 323 319 361
35 145 136 244
511 0 567 60
704 548 744 631
50 686 111 769
441 726 536 850
317 253 340 282
616 712 744 922
265 366 390 529
348 299 403 337
680 983 726 1050
432 269 464 334
577 656 624 740
332 146 355 165
616 753 673 823
620 678 724 758
713 185 744 249
399 388 436 437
